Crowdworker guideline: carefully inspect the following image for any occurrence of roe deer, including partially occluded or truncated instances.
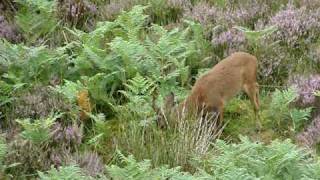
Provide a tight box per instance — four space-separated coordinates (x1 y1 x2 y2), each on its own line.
153 52 260 129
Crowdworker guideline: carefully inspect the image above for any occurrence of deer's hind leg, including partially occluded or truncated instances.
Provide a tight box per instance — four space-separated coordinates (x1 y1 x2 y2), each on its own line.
243 83 259 114
210 101 224 127
243 83 261 129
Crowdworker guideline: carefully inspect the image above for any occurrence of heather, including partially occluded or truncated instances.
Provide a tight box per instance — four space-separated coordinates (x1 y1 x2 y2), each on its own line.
0 0 320 179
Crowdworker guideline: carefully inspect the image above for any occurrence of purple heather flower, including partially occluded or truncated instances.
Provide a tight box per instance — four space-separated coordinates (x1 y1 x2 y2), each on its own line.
213 29 245 45
212 28 246 56
51 122 83 146
223 3 267 26
300 0 320 9
50 152 63 166
74 151 104 177
296 115 320 148
289 74 320 107
269 4 320 46
167 0 191 10
184 2 217 28
101 0 135 20
0 15 22 43
65 127 73 142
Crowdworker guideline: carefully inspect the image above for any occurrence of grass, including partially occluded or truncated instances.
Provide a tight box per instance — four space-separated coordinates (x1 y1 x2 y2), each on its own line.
0 0 320 178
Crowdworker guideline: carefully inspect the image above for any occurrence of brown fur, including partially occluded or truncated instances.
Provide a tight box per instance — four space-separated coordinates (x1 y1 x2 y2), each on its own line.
155 52 260 128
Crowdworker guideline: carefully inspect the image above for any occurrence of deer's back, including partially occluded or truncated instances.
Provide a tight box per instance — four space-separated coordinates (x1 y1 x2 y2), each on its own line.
188 52 257 109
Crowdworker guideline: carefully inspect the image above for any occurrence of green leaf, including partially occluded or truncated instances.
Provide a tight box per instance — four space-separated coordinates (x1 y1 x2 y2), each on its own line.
16 113 62 144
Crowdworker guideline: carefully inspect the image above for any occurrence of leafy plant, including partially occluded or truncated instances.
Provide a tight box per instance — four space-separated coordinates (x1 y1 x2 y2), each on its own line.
290 108 312 131
38 165 92 180
16 113 62 144
234 25 277 45
270 88 298 114
108 137 320 179
0 137 19 178
194 136 320 179
106 151 199 180
86 113 107 145
15 0 59 44
53 80 85 103
289 74 320 107
117 73 155 119
0 80 25 107
115 103 221 170
270 88 312 132
65 5 202 112
0 39 69 85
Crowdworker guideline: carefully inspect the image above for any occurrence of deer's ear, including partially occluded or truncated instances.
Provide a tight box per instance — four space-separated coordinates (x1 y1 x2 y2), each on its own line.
164 92 175 109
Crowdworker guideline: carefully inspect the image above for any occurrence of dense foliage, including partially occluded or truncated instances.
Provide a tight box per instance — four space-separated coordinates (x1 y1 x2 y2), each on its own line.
0 0 320 178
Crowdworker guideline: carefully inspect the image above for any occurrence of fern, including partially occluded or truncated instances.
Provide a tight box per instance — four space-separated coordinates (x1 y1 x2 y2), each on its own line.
0 138 6 163
16 113 62 144
115 5 148 40
271 87 297 109
122 73 155 97
290 108 312 131
194 136 320 179
183 20 212 69
234 25 278 44
38 165 93 180
0 80 25 106
107 137 320 180
117 73 155 119
0 39 69 84
68 6 199 101
15 0 59 44
145 24 194 88
270 88 297 124
84 73 118 105
106 151 198 180
109 37 147 78
270 88 312 132
0 136 16 176
53 79 84 103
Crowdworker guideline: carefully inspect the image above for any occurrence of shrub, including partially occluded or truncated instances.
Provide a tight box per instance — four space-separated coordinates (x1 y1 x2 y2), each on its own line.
0 39 70 84
100 0 190 25
57 0 97 30
114 104 221 171
184 2 217 30
4 113 104 178
107 137 320 179
194 136 320 179
0 16 21 43
16 113 61 144
72 151 105 177
99 0 137 21
12 86 73 120
68 5 208 108
38 165 96 180
270 88 312 132
14 0 59 45
212 28 246 56
289 74 320 108
269 4 320 47
296 115 320 149
106 151 198 179
299 0 320 9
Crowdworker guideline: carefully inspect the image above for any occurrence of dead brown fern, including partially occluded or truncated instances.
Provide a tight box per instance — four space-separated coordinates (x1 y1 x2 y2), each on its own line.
77 89 92 122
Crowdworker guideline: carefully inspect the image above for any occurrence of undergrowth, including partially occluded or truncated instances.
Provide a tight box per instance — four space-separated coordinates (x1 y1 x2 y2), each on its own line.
0 0 320 178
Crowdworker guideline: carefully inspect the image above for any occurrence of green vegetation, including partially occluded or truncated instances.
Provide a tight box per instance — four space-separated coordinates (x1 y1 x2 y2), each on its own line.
0 0 320 179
